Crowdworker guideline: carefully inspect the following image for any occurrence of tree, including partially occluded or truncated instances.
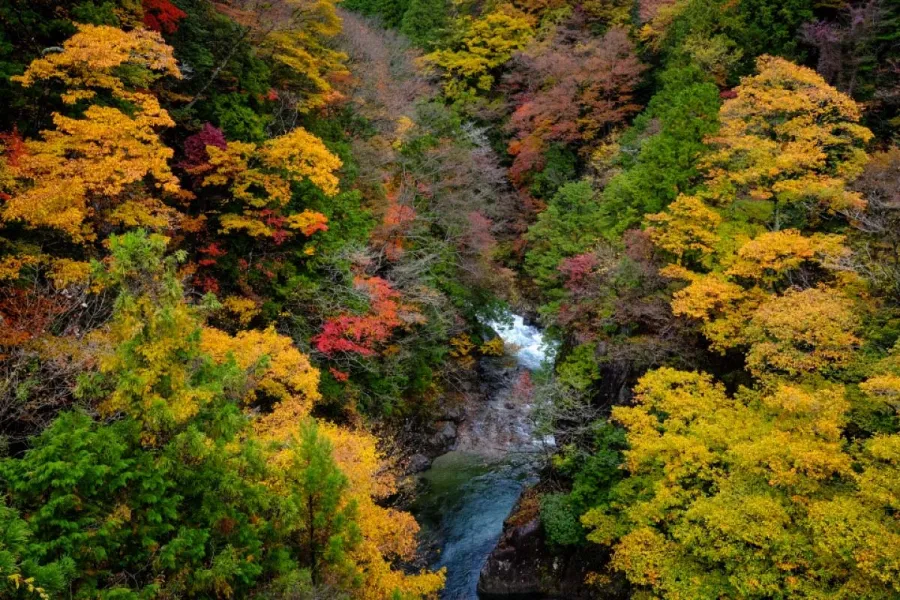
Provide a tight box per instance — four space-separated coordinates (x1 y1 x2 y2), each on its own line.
316 422 445 599
200 325 321 407
2 230 444 598
644 57 870 378
645 194 720 266
0 412 187 596
4 102 180 241
505 27 645 185
724 229 849 286
703 55 873 228
525 180 603 293
281 421 360 585
11 24 180 106
662 237 859 374
92 231 225 439
422 4 534 102
583 368 900 599
212 0 349 112
400 0 449 48
744 286 860 377
3 25 183 242
596 63 721 236
312 276 423 357
845 146 900 295
0 500 68 599
196 126 339 241
143 0 187 34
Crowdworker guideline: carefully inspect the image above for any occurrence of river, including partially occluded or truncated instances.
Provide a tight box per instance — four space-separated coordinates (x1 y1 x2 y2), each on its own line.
412 315 554 600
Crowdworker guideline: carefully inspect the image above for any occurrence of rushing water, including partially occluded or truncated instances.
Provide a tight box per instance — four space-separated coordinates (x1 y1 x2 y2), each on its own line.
413 314 553 600
485 314 554 371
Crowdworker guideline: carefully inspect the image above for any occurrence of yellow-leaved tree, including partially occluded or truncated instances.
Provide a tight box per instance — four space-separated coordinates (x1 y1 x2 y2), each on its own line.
644 56 870 379
213 0 349 112
703 55 873 225
3 25 184 243
196 127 340 240
588 51 899 600
582 368 900 599
422 4 534 102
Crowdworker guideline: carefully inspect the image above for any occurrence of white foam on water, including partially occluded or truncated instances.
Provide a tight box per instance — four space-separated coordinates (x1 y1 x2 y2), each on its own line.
484 314 555 371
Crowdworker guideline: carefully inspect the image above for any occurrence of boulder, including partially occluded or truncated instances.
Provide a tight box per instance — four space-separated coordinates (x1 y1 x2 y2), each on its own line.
477 489 627 599
407 453 432 473
428 420 457 448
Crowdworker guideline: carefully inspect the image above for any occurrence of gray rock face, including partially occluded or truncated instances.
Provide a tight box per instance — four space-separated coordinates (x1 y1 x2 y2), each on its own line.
477 490 627 599
407 453 432 473
428 420 457 447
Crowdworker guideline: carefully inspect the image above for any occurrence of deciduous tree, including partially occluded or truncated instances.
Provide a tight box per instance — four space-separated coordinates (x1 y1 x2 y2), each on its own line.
703 55 873 226
422 4 534 102
505 27 644 184
583 368 900 599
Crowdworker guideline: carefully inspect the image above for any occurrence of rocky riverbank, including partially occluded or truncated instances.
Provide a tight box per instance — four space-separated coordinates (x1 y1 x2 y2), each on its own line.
395 353 524 478
397 312 624 600
477 487 627 599
400 314 555 599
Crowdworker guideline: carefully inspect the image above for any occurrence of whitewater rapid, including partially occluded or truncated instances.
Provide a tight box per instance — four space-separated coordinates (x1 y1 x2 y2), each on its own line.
484 314 555 371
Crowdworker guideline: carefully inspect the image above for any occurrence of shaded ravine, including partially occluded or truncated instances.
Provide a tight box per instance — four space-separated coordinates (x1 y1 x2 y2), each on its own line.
332 13 548 597
412 316 554 600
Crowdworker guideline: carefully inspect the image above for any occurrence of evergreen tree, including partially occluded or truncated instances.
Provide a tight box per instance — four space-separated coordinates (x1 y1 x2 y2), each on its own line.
282 421 361 585
400 0 448 48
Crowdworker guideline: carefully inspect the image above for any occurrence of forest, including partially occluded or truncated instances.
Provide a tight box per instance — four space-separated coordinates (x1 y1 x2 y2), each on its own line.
0 0 898 598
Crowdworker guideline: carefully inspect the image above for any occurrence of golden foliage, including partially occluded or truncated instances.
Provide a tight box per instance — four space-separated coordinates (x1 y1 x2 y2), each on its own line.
480 337 506 356
13 24 180 105
217 0 348 111
422 5 534 100
744 286 860 377
98 295 214 436
261 127 342 197
590 367 900 598
262 420 444 598
4 104 180 240
645 194 721 265
220 296 261 326
704 55 872 216
48 259 91 289
449 334 476 368
725 229 849 284
201 325 321 407
651 143 859 377
0 255 38 282
317 423 445 599
4 25 183 240
200 128 339 240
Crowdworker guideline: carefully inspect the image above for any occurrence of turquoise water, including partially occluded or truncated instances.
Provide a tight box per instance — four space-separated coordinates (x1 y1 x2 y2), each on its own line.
412 313 550 599
413 452 539 600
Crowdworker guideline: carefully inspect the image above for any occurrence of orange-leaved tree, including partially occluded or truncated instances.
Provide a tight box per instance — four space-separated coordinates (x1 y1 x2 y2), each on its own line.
194 126 340 242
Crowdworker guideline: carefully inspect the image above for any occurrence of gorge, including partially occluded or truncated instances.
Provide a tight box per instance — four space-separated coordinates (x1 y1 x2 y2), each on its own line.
0 0 898 598
413 314 551 599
